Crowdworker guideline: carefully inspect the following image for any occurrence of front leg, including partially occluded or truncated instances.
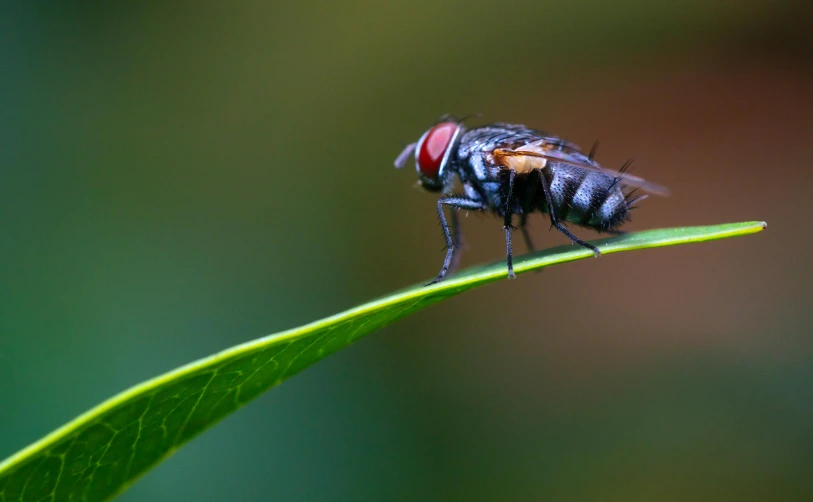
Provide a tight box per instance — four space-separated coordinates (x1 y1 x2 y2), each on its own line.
427 197 486 286
448 208 466 276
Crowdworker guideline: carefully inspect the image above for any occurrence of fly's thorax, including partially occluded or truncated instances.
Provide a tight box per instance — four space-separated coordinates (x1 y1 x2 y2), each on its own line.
458 144 491 181
463 183 482 201
458 124 546 178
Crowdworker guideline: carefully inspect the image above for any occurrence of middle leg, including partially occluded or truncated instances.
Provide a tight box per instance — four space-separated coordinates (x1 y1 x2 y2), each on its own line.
503 170 517 279
518 213 535 253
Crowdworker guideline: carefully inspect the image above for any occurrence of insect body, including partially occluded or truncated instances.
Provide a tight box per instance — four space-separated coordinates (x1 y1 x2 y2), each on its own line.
394 117 669 285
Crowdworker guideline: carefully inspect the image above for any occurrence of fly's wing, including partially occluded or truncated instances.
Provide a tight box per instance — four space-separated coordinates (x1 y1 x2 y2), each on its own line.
494 142 670 197
526 135 583 154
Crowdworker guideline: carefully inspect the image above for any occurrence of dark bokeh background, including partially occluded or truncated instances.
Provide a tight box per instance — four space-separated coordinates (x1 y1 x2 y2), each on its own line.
2 2 812 501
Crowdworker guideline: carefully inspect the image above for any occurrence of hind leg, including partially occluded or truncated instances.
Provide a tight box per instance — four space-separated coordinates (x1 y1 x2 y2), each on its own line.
536 169 601 256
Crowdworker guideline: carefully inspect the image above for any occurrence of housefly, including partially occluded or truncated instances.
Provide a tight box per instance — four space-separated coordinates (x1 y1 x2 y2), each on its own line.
394 115 669 285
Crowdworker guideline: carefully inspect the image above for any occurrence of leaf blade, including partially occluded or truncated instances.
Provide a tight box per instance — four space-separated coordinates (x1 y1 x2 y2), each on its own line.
0 221 766 502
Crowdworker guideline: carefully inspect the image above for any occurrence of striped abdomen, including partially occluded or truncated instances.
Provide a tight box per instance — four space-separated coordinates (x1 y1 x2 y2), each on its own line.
543 164 630 231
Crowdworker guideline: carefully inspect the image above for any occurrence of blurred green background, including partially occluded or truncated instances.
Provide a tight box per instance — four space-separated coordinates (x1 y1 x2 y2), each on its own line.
1 1 811 501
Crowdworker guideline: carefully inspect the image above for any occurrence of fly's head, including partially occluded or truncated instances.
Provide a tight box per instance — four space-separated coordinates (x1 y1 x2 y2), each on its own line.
394 121 462 192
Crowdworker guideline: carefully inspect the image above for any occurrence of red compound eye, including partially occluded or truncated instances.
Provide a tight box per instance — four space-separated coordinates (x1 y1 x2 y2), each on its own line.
417 122 458 180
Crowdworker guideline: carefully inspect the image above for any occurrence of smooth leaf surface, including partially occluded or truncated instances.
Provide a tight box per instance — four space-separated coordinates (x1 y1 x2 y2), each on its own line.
0 221 766 502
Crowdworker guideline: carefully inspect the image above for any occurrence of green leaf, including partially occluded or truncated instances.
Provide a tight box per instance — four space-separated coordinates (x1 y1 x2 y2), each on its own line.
0 221 766 502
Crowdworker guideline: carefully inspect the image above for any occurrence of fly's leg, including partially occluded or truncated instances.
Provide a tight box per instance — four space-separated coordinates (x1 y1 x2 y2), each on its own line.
427 197 486 286
519 171 545 274
448 208 466 276
518 171 538 254
537 169 601 256
503 170 517 279
504 214 516 279
519 213 535 252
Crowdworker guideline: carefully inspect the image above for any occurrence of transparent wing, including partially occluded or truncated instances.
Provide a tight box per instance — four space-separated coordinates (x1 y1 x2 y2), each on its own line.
494 144 670 197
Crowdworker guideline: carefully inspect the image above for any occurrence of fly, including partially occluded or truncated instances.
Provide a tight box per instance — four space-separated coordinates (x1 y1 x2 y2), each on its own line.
394 115 669 285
